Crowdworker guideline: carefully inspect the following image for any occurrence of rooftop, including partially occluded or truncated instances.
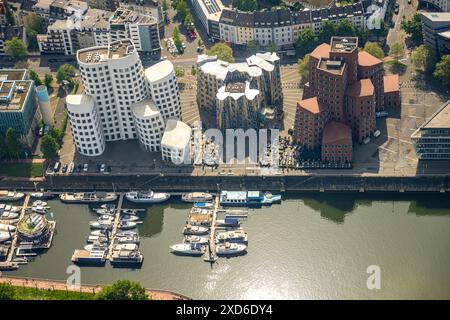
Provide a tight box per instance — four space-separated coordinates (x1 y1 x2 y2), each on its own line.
318 58 346 75
144 60 175 83
65 94 94 110
420 12 450 23
0 69 27 81
358 51 382 67
196 0 224 22
0 80 33 112
77 39 135 64
346 79 375 97
161 119 191 149
297 97 326 115
383 75 400 93
330 37 358 53
322 121 352 145
110 7 158 25
132 98 161 119
423 100 450 129
310 43 331 60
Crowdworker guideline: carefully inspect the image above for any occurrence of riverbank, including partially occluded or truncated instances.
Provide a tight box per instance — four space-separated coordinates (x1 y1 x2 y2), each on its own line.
0 276 190 300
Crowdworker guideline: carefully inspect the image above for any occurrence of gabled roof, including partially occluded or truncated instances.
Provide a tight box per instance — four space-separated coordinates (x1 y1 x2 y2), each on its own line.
358 51 382 67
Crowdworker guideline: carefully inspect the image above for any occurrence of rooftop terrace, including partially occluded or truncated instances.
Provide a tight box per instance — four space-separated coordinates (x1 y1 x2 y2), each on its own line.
78 40 135 64
330 36 358 53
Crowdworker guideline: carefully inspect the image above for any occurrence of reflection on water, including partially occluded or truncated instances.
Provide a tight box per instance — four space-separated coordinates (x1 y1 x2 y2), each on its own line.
5 193 450 299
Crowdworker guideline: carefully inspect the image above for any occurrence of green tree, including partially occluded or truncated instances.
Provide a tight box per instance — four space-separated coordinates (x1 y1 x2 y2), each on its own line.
172 26 183 52
0 283 16 300
175 67 185 77
433 55 450 88
95 280 148 300
191 65 197 76
3 0 15 25
389 42 405 61
14 60 29 69
401 13 423 45
246 40 259 53
5 37 28 59
24 13 44 51
295 28 318 57
198 38 203 47
6 128 22 159
29 70 43 86
56 64 76 84
336 19 357 37
49 127 64 145
44 73 54 88
232 0 257 12
363 42 385 60
411 45 436 74
266 41 277 53
184 11 194 30
41 135 59 159
318 21 336 44
207 43 235 63
176 0 187 21
162 0 169 12
297 54 310 84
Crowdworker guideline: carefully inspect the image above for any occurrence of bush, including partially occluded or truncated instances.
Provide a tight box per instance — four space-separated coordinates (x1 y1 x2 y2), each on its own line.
95 280 148 300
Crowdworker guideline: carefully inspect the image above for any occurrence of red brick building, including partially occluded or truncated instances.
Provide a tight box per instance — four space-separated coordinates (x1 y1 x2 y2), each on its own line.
383 75 401 108
321 121 353 163
357 51 385 110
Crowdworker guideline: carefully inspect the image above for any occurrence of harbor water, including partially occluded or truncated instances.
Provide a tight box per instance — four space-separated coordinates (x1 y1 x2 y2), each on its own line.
6 194 450 299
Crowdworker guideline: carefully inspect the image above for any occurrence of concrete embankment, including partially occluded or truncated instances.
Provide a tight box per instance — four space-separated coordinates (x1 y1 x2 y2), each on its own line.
0 174 449 193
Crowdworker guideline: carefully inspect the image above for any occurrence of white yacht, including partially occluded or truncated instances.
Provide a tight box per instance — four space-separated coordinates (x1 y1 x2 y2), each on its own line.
183 225 209 235
0 223 16 232
120 215 140 222
0 191 25 202
31 206 48 214
216 242 247 256
2 205 20 213
181 192 213 203
0 212 19 220
89 221 113 230
118 221 137 230
184 235 209 244
112 243 139 251
32 200 47 207
84 243 108 251
215 230 248 244
0 231 12 242
90 230 110 237
125 190 170 204
86 235 109 243
170 243 205 256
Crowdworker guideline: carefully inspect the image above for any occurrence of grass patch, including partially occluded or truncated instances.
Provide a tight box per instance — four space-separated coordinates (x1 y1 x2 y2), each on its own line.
13 286 95 300
0 162 44 177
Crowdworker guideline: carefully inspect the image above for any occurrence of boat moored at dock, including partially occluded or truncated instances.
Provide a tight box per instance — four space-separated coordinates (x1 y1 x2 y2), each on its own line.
0 223 16 232
0 231 12 242
110 249 143 267
215 242 247 256
220 191 281 207
216 217 240 228
181 192 214 203
59 192 118 204
0 190 25 202
215 230 248 244
184 235 209 244
170 243 205 256
193 202 213 208
183 225 209 235
71 249 107 266
125 190 170 204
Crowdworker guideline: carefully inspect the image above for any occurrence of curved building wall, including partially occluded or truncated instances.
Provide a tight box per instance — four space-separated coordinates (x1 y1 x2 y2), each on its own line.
132 100 165 152
35 85 53 126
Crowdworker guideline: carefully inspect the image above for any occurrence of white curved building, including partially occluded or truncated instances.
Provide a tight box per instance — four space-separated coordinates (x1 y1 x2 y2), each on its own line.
161 119 191 164
132 98 165 152
144 60 181 122
77 39 148 141
35 85 53 126
66 94 105 156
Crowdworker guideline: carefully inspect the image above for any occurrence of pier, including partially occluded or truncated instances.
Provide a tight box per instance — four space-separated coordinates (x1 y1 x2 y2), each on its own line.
107 194 124 260
6 194 30 263
203 197 219 262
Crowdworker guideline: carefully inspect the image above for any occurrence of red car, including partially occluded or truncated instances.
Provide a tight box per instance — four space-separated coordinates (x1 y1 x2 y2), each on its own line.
188 31 197 39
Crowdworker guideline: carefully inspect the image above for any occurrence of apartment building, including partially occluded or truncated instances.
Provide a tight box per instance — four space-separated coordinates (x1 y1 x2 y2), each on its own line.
0 25 27 56
161 119 192 164
420 12 450 57
321 121 353 163
190 0 224 40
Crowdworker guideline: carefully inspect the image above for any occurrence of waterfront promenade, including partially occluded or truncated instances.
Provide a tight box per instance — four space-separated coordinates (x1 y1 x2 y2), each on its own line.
0 276 190 300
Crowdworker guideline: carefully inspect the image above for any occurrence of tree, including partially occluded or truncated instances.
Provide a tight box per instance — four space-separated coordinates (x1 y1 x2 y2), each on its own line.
172 26 183 52
266 41 277 53
297 54 310 84
411 45 436 74
175 67 185 77
184 11 194 30
41 135 59 159
162 0 169 12
364 42 385 60
246 40 259 53
3 0 15 25
318 21 336 44
433 55 450 88
14 60 29 69
176 0 187 22
336 19 357 37
0 283 16 300
49 127 64 145
6 128 22 159
401 13 423 45
56 64 76 84
389 42 405 61
44 73 54 88
191 65 197 76
29 70 43 86
95 280 148 300
207 43 235 63
232 0 257 12
24 13 44 51
4 37 28 59
295 28 318 57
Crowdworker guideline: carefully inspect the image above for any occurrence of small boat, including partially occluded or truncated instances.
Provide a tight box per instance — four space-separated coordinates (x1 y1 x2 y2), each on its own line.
215 230 248 244
0 190 25 202
120 215 140 222
95 208 115 216
170 243 205 256
89 221 113 230
60 192 118 204
215 242 247 256
0 262 19 270
184 235 209 244
84 243 108 251
216 217 240 228
121 209 138 216
112 243 139 251
181 192 214 203
125 190 170 204
87 235 109 243
72 249 106 266
90 230 111 237
118 221 137 230
0 231 12 242
98 214 114 221
0 223 16 232
32 200 47 207
110 249 143 267
193 202 213 208
0 212 19 220
30 192 54 200
4 205 21 213
100 204 115 211
12 257 28 265
32 206 48 214
116 231 138 238
183 224 208 235
116 235 140 244
220 191 281 207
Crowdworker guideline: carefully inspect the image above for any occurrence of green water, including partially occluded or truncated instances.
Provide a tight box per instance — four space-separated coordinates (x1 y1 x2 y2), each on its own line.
6 194 450 299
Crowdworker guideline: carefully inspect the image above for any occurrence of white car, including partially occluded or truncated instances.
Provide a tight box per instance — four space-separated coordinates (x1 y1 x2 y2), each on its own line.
83 163 89 172
100 164 106 173
67 162 75 174
373 130 381 138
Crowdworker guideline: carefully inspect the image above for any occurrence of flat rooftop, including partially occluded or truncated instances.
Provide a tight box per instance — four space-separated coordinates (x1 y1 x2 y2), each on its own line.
0 80 32 112
110 8 158 25
77 39 135 63
225 82 246 93
330 37 358 53
423 100 450 129
0 69 27 81
318 58 345 75
421 12 450 23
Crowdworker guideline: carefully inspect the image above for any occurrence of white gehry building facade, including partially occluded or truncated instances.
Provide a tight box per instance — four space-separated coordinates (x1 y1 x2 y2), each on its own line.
66 94 105 156
161 119 192 164
132 98 165 152
144 60 181 121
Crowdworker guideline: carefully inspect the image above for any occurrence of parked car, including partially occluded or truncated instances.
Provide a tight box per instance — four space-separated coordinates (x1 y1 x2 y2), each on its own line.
62 163 68 173
373 130 381 138
75 164 82 173
67 162 74 174
100 164 106 173
83 163 89 172
376 111 388 118
53 162 61 172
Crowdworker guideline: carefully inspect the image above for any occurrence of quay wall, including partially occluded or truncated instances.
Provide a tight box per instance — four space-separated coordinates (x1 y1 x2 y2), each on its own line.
0 174 449 193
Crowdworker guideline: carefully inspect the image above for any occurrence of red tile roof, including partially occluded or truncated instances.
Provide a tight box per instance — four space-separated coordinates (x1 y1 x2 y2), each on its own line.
358 51 382 67
383 75 400 93
310 43 331 60
346 79 374 97
297 97 325 115
322 121 352 145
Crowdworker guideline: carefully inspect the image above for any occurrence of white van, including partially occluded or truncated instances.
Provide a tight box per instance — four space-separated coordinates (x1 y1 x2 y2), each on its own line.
363 137 371 145
373 130 381 138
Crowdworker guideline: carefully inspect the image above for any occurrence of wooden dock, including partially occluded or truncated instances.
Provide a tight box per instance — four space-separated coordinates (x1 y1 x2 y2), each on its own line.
6 194 30 262
107 194 124 260
203 197 219 262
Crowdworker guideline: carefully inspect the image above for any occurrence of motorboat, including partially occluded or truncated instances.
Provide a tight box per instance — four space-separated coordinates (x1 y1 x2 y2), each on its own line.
110 249 143 267
220 191 281 207
95 208 115 216
89 221 113 230
32 200 47 207
120 215 140 222
112 243 138 251
30 192 54 200
215 230 248 244
100 204 115 211
0 231 12 242
32 206 48 214
84 243 108 251
60 192 118 204
125 190 170 203
0 190 25 202
118 221 138 230
183 224 208 235
87 235 109 244
193 202 213 208
2 205 20 213
98 215 114 221
72 249 106 266
116 235 140 244
181 192 213 203
121 209 138 216
215 242 247 256
184 235 209 244
116 231 138 238
90 230 110 237
170 243 205 256
0 211 19 220
215 217 240 228
0 223 16 232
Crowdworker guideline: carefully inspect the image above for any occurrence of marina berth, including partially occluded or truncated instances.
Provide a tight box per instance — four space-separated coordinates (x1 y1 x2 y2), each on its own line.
71 249 107 266
170 243 205 256
84 243 108 251
95 208 115 216
0 191 25 202
110 249 143 267
216 217 240 228
183 225 209 235
116 231 138 238
86 235 109 243
30 191 55 200
116 235 140 244
90 230 111 237
215 242 247 256
125 190 170 203
184 235 209 244
120 215 140 222
121 209 139 216
112 243 139 251
118 221 138 230
215 230 248 244
181 192 214 203
59 192 118 203
89 221 113 230
219 191 282 207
